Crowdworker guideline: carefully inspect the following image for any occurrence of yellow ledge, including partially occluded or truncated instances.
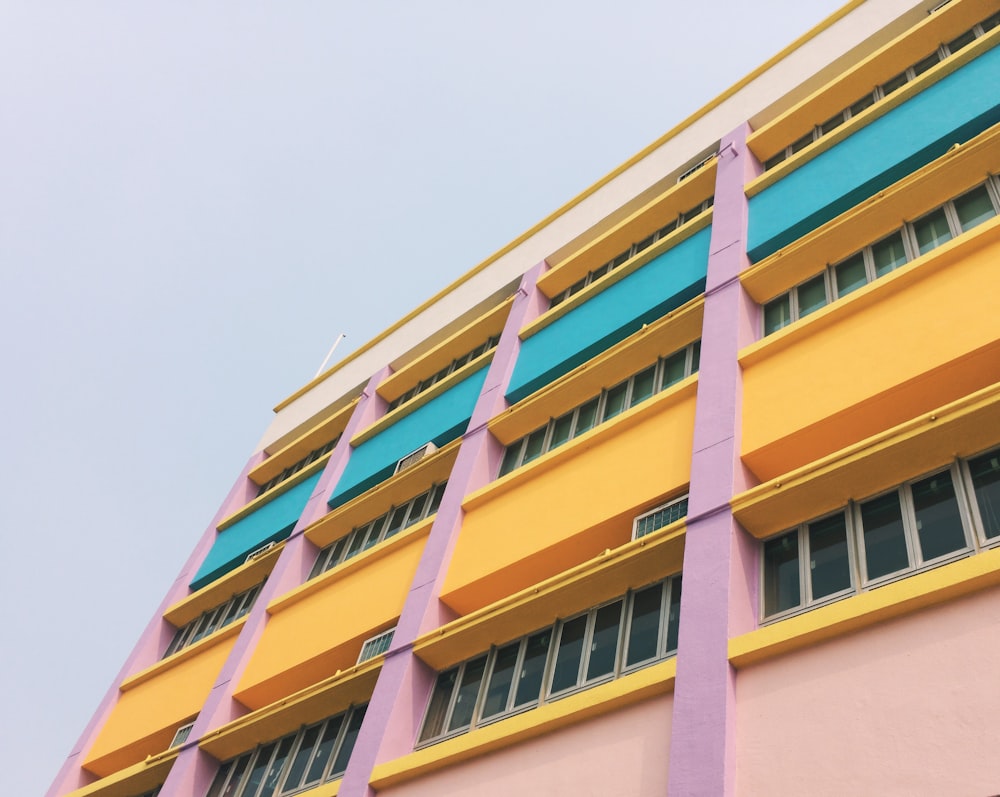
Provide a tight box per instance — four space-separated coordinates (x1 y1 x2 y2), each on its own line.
369 658 676 791
732 380 1000 540
64 751 177 797
747 0 998 173
218 455 329 532
730 545 1000 669
414 522 685 671
377 297 513 403
304 438 460 549
120 620 245 692
199 660 382 762
163 544 282 627
351 358 491 448
490 296 703 446
524 211 712 341
741 120 1000 303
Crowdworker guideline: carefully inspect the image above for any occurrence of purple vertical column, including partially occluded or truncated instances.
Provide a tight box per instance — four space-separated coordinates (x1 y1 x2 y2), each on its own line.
158 367 392 797
666 124 760 797
45 452 265 797
337 261 548 797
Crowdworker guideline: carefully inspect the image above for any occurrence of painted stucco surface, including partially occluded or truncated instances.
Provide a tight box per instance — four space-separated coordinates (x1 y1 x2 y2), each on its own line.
736 586 1000 795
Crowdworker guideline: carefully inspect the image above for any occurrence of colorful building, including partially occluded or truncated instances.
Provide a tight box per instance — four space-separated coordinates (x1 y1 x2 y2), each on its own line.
48 0 1000 794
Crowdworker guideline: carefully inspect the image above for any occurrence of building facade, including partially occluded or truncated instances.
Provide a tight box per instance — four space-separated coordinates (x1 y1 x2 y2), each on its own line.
49 1 1000 794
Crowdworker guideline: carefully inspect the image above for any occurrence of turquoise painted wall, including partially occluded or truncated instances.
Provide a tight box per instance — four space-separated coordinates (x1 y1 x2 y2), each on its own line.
190 472 321 590
505 225 711 405
748 44 1000 262
328 364 489 509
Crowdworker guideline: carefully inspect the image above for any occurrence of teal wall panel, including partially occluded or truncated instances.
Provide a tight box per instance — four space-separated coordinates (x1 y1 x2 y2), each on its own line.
190 471 321 591
328 364 488 509
505 225 711 405
748 44 1000 262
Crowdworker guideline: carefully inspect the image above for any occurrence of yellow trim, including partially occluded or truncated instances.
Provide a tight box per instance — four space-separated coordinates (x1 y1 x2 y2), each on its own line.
63 751 177 797
273 0 864 413
351 357 491 447
199 662 381 762
119 620 246 692
369 658 676 790
747 0 999 168
742 120 1000 303
217 454 328 532
376 297 513 403
303 438 460 549
163 544 281 627
732 381 1000 540
730 546 1000 668
490 296 704 446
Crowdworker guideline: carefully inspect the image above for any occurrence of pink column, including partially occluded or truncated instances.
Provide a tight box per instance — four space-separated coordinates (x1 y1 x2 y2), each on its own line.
666 124 760 797
45 452 265 797
337 261 549 797
158 367 393 797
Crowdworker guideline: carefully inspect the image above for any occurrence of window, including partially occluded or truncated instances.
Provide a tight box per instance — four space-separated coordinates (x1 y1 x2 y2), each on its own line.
386 335 501 413
633 495 689 540
762 448 1000 621
762 177 1000 335
417 576 681 746
549 198 714 308
163 583 263 659
762 11 1000 171
258 436 340 497
206 705 366 797
310 483 447 578
498 342 700 477
357 627 395 663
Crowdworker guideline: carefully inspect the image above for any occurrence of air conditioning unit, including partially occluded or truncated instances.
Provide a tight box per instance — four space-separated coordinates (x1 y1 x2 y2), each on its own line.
244 541 277 563
357 627 396 664
394 442 437 474
632 495 689 540
170 721 195 748
677 152 717 183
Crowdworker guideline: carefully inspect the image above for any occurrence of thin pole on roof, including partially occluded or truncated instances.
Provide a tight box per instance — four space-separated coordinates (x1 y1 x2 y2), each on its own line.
315 333 347 378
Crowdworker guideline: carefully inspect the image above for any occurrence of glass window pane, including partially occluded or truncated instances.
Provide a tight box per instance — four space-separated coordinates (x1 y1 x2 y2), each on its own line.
566 277 586 297
573 398 600 436
549 412 575 450
629 366 657 408
911 473 967 561
447 657 487 732
911 52 940 76
913 208 952 255
626 585 662 667
602 382 629 421
947 29 976 53
860 493 910 580
808 513 852 600
690 340 700 374
953 185 996 232
305 716 343 784
763 532 801 616
549 616 587 694
849 92 876 116
591 263 610 281
764 151 787 171
881 71 908 95
585 601 623 681
216 754 252 797
243 743 276 797
763 294 792 335
206 760 234 797
383 506 409 539
498 443 522 476
258 736 294 797
665 577 682 654
819 112 845 135
427 482 447 514
969 451 1000 539
420 670 457 742
789 132 813 154
480 643 520 720
796 274 828 317
835 252 868 297
513 631 550 708
282 725 321 792
330 706 366 777
634 233 656 253
405 492 428 526
871 232 908 276
521 427 547 465
660 350 688 389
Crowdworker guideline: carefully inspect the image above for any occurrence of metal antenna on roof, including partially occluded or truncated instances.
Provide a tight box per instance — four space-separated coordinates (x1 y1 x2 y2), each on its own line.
315 333 347 379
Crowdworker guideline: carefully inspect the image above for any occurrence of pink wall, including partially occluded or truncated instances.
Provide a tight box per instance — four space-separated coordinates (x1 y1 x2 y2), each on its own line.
736 586 1000 795
380 694 672 797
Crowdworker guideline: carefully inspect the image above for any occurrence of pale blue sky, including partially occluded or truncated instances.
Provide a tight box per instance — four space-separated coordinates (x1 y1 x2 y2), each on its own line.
1 3 845 794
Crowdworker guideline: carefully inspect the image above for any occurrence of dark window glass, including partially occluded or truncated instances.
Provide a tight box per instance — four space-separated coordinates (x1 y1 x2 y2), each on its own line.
969 451 1000 539
206 760 234 797
550 616 587 693
953 185 996 231
665 577 682 653
282 724 321 792
420 669 457 741
521 427 547 465
428 483 447 514
913 208 952 254
763 532 800 616
764 150 787 171
550 412 575 450
330 706 366 776
480 642 520 719
861 493 910 580
586 601 623 681
808 514 852 600
634 233 656 253
947 29 976 53
602 382 629 421
574 398 600 436
513 631 550 708
789 132 813 154
406 492 428 526
384 506 409 539
871 231 908 276
626 585 662 666
661 350 688 388
630 366 657 407
763 295 792 335
835 252 868 297
447 656 487 732
819 112 845 135
305 716 343 783
911 473 967 561
216 754 251 797
911 52 940 76
797 274 828 317
258 735 294 797
243 742 276 797
690 340 701 373
881 71 908 95
849 92 876 116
